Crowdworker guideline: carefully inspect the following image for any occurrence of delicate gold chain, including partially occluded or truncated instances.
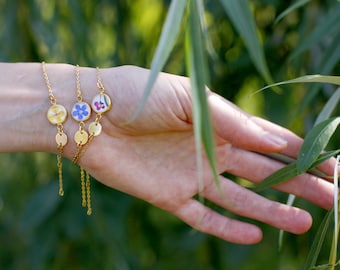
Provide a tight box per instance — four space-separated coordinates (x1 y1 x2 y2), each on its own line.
96 67 105 94
80 167 86 207
42 62 68 196
75 65 83 103
86 172 92 215
42 63 57 105
70 65 94 215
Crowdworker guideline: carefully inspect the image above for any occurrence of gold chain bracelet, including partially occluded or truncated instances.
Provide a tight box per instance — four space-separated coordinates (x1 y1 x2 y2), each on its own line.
71 65 93 215
70 66 111 215
42 62 68 196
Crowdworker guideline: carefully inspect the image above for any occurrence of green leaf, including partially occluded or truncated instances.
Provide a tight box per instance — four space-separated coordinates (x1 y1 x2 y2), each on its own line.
257 75 340 93
275 0 310 24
219 0 273 84
297 117 340 173
186 0 219 192
315 88 340 125
329 155 340 270
128 0 187 122
310 150 340 171
254 150 337 192
197 0 217 60
304 209 334 270
278 194 296 251
253 162 299 192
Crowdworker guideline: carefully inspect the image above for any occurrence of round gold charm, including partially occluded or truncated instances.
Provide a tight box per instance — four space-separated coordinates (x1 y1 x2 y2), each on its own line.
71 102 91 122
88 122 102 136
74 130 89 145
47 104 67 125
55 132 68 146
91 93 112 113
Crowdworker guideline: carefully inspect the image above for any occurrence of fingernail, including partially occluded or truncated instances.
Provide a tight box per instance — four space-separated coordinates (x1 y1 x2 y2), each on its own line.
265 134 287 148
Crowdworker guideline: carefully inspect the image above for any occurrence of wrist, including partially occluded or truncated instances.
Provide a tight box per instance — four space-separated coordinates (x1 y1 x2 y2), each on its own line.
0 63 77 154
0 62 120 161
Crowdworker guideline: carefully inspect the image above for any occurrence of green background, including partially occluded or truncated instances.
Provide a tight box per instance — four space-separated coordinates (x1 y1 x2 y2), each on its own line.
0 0 339 269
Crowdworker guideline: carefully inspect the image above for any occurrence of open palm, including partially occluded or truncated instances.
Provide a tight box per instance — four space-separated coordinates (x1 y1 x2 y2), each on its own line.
79 66 333 244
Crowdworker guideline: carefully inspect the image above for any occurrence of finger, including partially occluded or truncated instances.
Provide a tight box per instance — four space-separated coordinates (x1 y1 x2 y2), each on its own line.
204 176 313 234
218 144 333 209
252 116 336 177
208 93 288 153
173 199 263 244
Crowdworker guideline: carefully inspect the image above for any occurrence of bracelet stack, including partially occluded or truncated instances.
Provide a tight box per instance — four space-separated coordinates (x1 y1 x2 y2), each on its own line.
42 62 111 215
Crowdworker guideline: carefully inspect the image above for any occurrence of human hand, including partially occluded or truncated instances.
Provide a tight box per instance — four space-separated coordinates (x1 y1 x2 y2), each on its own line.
70 65 334 244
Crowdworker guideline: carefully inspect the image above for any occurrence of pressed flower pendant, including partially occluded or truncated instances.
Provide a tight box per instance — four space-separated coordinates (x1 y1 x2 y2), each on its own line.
91 93 111 114
47 104 68 125
71 102 91 122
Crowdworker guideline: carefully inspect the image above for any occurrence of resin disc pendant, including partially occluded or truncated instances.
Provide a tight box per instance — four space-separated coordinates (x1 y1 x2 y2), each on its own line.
47 104 68 125
71 102 91 122
91 93 111 114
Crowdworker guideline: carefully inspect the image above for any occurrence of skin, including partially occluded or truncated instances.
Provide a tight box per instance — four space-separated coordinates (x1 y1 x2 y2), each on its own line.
0 63 335 244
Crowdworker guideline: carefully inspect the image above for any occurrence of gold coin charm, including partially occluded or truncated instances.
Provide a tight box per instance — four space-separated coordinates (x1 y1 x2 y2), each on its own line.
88 122 102 136
56 132 68 146
47 104 68 125
74 130 89 145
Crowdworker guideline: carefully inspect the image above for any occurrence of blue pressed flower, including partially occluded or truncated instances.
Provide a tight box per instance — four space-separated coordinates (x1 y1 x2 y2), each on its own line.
72 103 90 121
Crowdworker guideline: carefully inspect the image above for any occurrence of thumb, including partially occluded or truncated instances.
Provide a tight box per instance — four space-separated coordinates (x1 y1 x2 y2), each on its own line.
208 93 287 152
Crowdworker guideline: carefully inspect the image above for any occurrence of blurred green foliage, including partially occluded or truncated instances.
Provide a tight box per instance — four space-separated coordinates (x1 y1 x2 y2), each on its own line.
0 0 339 269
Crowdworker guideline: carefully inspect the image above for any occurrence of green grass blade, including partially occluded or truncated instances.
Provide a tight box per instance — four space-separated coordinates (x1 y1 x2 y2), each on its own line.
254 150 338 192
257 75 340 93
278 194 296 251
253 162 299 192
311 262 340 270
297 117 340 173
303 209 334 270
186 0 219 192
197 0 217 60
329 155 340 270
129 0 187 122
275 0 310 24
315 88 340 126
311 150 340 172
218 0 273 84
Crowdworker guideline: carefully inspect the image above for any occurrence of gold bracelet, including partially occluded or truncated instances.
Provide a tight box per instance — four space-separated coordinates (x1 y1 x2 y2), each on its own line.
72 67 111 215
71 65 94 215
42 62 68 196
